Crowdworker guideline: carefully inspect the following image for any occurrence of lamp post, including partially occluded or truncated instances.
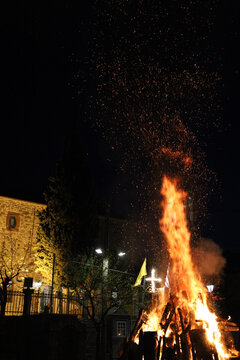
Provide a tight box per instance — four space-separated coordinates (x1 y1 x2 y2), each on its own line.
50 253 55 314
95 248 126 305
95 248 126 277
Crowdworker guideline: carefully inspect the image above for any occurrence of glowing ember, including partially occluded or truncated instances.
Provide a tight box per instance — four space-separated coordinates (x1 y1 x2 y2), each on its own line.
138 176 233 359
161 147 193 169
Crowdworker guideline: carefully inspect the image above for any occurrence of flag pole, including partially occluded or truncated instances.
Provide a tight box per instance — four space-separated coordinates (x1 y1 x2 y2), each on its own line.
142 275 146 304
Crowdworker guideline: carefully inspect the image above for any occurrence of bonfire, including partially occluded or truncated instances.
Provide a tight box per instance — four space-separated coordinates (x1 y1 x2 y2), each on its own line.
122 176 239 360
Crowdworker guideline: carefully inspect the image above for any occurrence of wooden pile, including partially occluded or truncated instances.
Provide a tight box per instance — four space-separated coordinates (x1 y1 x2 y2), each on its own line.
120 301 239 360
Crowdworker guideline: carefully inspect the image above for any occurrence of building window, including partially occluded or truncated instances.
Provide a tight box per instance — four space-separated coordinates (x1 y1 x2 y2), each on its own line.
116 321 127 337
9 216 16 229
6 212 20 231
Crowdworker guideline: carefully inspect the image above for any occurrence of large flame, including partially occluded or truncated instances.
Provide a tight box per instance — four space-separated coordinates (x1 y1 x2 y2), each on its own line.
141 176 230 359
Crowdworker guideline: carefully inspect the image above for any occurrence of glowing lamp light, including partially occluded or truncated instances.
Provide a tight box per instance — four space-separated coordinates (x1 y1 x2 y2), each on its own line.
206 284 214 293
146 269 162 293
33 281 42 290
118 252 126 257
95 248 103 254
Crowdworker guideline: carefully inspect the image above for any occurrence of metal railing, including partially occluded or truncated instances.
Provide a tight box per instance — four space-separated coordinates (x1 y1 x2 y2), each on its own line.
4 290 83 316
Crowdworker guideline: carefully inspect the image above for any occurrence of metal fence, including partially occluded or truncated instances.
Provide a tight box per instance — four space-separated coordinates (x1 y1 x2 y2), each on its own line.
4 290 83 316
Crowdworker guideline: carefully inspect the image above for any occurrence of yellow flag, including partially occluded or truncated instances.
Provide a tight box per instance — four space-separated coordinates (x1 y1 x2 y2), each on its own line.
132 258 147 287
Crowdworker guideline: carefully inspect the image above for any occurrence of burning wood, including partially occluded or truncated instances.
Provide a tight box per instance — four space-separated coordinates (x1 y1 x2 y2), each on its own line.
122 176 239 360
121 304 239 359
120 308 148 360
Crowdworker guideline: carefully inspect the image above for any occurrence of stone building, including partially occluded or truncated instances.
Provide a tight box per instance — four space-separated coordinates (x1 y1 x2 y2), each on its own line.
0 196 137 288
0 195 46 290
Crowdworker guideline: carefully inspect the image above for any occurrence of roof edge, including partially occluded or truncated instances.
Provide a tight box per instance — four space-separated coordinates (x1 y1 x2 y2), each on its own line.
0 195 46 207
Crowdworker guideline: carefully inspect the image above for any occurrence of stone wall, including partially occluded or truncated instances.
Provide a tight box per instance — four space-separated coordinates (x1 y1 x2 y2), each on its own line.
0 196 46 289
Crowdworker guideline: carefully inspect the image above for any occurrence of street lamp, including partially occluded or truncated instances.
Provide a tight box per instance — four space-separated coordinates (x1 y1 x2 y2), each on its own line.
95 248 126 257
118 252 126 257
95 248 103 254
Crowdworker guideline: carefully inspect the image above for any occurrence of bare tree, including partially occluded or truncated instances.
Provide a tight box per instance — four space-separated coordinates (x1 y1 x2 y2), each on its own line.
0 231 34 315
67 255 135 360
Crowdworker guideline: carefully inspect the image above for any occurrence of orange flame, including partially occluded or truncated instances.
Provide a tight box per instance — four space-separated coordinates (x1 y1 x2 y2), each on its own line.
161 176 229 359
140 176 230 359
160 177 204 305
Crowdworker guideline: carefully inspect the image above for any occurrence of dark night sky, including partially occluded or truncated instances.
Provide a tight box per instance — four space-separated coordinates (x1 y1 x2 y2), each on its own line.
1 1 240 252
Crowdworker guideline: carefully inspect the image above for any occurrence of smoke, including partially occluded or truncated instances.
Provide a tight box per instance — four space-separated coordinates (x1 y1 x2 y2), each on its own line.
193 238 226 277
